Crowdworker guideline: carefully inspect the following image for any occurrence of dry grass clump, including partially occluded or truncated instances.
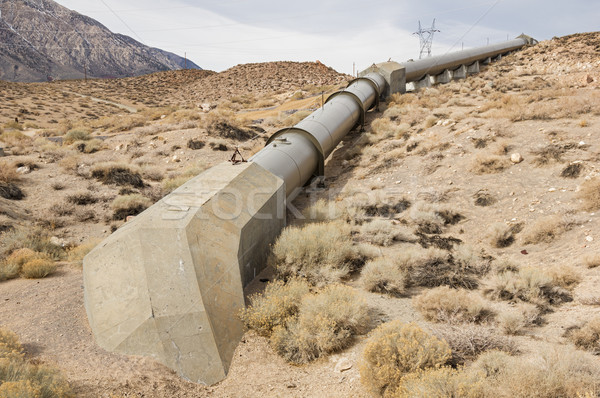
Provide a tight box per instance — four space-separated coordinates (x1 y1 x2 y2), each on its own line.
90 162 144 188
520 215 565 244
66 191 98 206
498 304 541 335
111 194 152 220
21 258 56 279
392 366 483 398
530 143 573 166
359 321 451 397
0 162 20 184
0 182 24 201
414 286 493 324
561 162 583 178
359 258 407 297
486 266 572 306
73 138 103 154
567 317 600 354
472 348 600 397
301 199 343 222
578 177 600 211
270 284 370 364
240 278 310 336
432 324 517 366
67 240 100 266
583 253 600 268
488 222 521 248
350 195 411 218
0 227 64 260
370 118 411 140
470 154 510 174
0 327 73 397
63 128 90 144
398 246 489 290
1 248 56 280
360 220 414 246
270 221 368 285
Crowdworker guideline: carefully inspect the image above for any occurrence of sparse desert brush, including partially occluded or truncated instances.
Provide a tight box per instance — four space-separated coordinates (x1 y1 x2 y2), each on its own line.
360 220 414 246
0 327 73 397
111 194 152 220
414 286 493 324
301 198 342 222
370 118 410 140
359 258 406 297
567 317 600 354
187 138 205 150
530 143 572 166
279 110 312 127
209 139 229 151
0 259 20 281
239 278 310 336
270 284 370 364
3 120 24 131
486 266 571 306
488 222 520 248
270 221 368 285
579 119 589 127
470 154 510 174
578 178 600 211
73 138 103 153
58 154 80 173
424 115 438 128
359 321 451 397
408 204 445 234
0 162 19 184
91 162 144 187
0 227 64 260
161 163 207 194
0 130 30 146
67 191 98 206
473 189 496 207
141 166 164 182
63 128 90 144
392 366 484 398
583 253 600 268
432 324 517 366
498 305 539 335
521 215 565 244
21 257 56 278
560 162 584 178
547 265 581 289
67 239 100 266
347 193 411 218
472 347 600 398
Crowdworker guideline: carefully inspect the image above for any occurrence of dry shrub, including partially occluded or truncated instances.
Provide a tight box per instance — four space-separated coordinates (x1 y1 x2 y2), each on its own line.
66 192 97 206
399 246 489 290
359 321 451 397
360 220 414 246
239 278 310 337
270 284 370 364
470 154 510 174
0 162 19 184
486 267 572 306
202 109 255 140
141 166 164 182
0 130 30 146
0 327 73 397
561 163 583 178
408 204 445 234
498 304 540 335
371 118 410 140
360 258 407 297
21 258 56 279
187 138 205 150
414 286 493 324
488 222 520 248
547 265 581 289
63 128 90 144
521 215 565 244
0 227 64 260
350 195 411 218
91 162 144 188
111 194 152 220
531 143 572 166
472 348 600 398
431 324 517 366
567 317 600 354
578 178 600 211
583 253 600 268
270 221 367 285
392 367 484 398
67 240 100 266
0 182 24 201
73 138 103 154
301 199 342 222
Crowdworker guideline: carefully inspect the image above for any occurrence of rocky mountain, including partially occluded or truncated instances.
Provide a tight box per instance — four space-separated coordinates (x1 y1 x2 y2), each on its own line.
0 0 201 82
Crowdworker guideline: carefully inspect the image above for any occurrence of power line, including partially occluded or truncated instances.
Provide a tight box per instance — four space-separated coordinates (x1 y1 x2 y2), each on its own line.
98 0 145 44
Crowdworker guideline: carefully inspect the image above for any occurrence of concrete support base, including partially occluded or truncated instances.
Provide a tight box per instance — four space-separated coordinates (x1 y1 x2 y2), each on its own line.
453 65 467 80
433 69 452 84
467 61 480 74
83 162 285 385
359 61 406 97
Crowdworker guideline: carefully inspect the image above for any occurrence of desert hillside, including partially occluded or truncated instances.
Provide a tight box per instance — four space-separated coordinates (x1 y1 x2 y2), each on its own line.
0 33 599 397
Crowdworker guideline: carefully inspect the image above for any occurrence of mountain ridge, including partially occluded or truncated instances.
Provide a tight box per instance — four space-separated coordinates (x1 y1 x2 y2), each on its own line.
0 0 201 82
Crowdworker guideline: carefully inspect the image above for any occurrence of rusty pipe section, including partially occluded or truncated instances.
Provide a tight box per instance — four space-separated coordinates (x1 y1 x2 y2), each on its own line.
250 72 386 198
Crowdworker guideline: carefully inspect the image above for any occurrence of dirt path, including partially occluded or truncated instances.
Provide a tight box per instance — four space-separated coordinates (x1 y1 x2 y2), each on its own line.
63 90 138 113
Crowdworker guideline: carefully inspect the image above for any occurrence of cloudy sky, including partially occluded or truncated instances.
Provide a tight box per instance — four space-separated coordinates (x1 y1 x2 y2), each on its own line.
54 0 599 74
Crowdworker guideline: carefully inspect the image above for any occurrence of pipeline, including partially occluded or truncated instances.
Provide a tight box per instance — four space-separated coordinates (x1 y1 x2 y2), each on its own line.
82 36 535 386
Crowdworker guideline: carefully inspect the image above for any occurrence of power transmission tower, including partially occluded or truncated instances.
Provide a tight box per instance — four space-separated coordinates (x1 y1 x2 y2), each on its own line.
413 19 440 59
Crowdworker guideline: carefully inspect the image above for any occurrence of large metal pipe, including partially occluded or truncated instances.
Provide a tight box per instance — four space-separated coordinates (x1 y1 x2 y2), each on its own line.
251 72 386 197
403 38 529 82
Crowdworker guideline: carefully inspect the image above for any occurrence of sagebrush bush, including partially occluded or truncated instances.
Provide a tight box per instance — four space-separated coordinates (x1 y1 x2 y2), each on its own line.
470 154 510 174
360 258 407 297
359 321 451 397
91 162 144 187
270 284 370 364
392 366 484 398
521 215 565 244
486 266 571 306
583 253 600 268
111 194 152 220
0 327 73 397
0 162 20 184
472 348 600 397
239 278 310 336
360 220 414 246
567 317 600 354
0 228 64 260
414 286 493 324
301 199 342 222
488 223 516 248
20 258 56 279
578 178 600 211
63 128 90 144
270 221 367 285
67 240 100 266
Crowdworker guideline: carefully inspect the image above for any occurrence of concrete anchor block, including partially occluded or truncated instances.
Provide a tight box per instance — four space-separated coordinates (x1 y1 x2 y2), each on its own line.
415 75 432 89
433 69 452 84
482 57 492 65
467 61 480 74
359 61 406 97
452 65 467 80
84 162 285 385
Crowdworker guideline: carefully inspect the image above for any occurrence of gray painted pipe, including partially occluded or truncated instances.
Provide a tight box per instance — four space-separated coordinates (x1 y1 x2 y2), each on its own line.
403 38 528 82
251 73 386 198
